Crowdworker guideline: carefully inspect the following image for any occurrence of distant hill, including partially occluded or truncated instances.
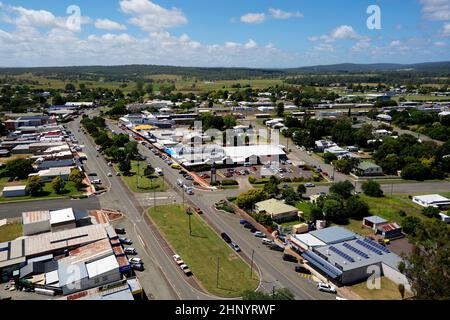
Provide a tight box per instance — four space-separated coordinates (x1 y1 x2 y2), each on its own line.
284 61 450 74
0 61 449 82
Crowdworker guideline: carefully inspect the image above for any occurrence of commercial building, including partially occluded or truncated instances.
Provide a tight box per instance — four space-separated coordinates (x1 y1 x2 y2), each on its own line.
29 166 75 182
412 194 450 209
254 199 302 223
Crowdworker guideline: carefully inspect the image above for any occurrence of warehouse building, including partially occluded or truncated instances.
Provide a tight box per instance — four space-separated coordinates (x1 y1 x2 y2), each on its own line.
2 185 27 198
412 194 450 210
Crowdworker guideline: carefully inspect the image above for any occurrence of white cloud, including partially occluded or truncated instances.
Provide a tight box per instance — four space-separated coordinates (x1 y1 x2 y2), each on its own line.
434 41 447 46
329 25 361 41
308 36 319 42
244 39 258 49
95 18 126 31
240 13 266 24
352 40 371 52
314 43 334 52
120 0 187 31
390 40 402 47
420 0 450 21
268 8 303 20
443 22 450 36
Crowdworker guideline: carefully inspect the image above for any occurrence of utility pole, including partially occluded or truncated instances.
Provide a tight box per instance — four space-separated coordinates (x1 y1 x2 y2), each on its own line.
216 257 220 289
250 249 255 279
136 161 140 189
188 209 192 236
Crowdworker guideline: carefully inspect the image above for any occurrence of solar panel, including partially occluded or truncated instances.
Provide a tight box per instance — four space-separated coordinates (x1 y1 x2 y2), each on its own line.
356 240 383 255
363 238 391 253
343 243 370 259
329 246 355 263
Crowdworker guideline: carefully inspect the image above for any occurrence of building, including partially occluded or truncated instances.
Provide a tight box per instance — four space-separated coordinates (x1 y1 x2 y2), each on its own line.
373 129 392 138
363 216 388 230
412 194 450 209
376 114 392 122
22 210 51 236
254 199 302 223
2 185 27 198
376 223 403 240
293 227 409 288
324 146 349 157
222 144 287 165
30 166 76 182
50 208 76 232
353 161 383 177
315 140 337 152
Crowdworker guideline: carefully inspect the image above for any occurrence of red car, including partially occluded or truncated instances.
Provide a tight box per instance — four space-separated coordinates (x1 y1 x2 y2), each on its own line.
225 172 233 178
201 173 210 179
252 167 258 172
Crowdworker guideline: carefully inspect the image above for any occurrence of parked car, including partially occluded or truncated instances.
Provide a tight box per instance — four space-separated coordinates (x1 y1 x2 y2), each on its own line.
254 231 265 238
295 265 311 274
269 244 285 252
88 173 98 177
115 228 126 234
305 183 316 188
116 172 121 176
221 232 232 244
201 173 210 179
231 242 241 252
124 248 137 255
282 254 298 263
90 179 102 185
250 227 257 233
180 264 192 276
129 257 143 265
119 238 133 245
243 223 254 229
240 220 249 225
131 263 145 272
262 238 274 246
317 283 337 294
173 255 185 265
225 172 233 178
107 173 112 177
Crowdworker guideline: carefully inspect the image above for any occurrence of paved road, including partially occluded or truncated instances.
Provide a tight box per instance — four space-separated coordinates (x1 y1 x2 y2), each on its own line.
69 116 215 301
108 121 333 300
0 196 100 219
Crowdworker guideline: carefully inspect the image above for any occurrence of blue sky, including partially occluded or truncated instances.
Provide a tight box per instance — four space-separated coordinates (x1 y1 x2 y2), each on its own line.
0 0 449 67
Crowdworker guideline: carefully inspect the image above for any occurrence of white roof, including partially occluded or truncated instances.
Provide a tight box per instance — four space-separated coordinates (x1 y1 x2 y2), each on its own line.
85 255 119 278
3 185 26 192
290 233 326 248
50 208 75 225
414 194 450 204
45 270 59 285
223 145 285 160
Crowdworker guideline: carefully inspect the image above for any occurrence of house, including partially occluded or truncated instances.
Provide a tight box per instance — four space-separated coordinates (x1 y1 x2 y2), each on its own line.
376 114 392 122
30 166 76 182
376 223 403 240
363 216 388 230
353 161 383 177
2 185 27 198
412 194 450 210
373 129 392 138
254 199 302 223
315 140 337 152
324 146 349 157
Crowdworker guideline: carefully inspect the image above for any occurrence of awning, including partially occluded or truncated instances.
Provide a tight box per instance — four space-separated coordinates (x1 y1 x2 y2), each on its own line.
302 251 342 279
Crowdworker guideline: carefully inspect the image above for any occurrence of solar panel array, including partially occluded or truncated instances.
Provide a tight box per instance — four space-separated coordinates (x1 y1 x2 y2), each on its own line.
356 240 383 255
302 252 342 278
343 243 370 259
329 246 355 263
363 238 391 253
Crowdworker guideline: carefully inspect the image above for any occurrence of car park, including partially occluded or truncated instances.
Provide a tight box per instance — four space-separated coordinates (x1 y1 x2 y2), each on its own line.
282 254 298 263
317 283 337 294
124 248 137 255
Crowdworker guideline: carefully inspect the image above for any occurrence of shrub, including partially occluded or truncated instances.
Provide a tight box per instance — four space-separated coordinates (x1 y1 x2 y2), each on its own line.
221 179 238 186
248 176 257 184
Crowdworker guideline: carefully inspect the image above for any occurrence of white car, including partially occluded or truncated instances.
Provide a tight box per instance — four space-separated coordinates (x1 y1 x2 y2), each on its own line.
107 173 112 177
173 255 185 265
129 257 143 265
317 283 337 294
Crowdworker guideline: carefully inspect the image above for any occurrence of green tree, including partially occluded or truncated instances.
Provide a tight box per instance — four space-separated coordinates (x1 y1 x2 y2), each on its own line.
236 189 268 209
263 176 281 197
297 184 307 198
144 164 155 177
276 102 285 117
422 206 440 219
51 176 65 194
4 158 34 179
119 158 132 174
401 162 432 181
65 83 76 92
362 180 384 197
323 199 344 222
399 220 450 300
125 141 139 159
333 158 358 174
329 180 355 199
69 168 85 190
345 196 370 219
282 187 300 206
26 176 44 196
323 152 338 164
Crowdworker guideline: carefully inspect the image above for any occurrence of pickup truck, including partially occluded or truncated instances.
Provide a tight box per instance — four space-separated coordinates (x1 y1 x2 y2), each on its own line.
180 264 192 276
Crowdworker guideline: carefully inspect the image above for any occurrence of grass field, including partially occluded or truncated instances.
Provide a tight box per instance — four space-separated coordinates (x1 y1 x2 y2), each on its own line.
115 161 167 193
0 222 23 243
0 180 83 203
350 277 413 300
149 204 259 298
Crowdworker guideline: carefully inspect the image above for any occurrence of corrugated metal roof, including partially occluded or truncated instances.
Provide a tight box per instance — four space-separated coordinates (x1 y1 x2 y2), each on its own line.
22 210 50 224
310 226 357 245
85 255 119 278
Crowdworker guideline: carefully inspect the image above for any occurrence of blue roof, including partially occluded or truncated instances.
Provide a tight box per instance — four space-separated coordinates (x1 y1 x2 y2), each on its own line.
302 251 342 279
309 226 357 245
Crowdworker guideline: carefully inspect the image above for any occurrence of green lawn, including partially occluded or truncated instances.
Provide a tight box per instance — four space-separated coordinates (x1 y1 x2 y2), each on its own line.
296 201 315 216
115 161 167 193
0 223 23 243
0 181 84 203
350 277 413 300
149 205 259 298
